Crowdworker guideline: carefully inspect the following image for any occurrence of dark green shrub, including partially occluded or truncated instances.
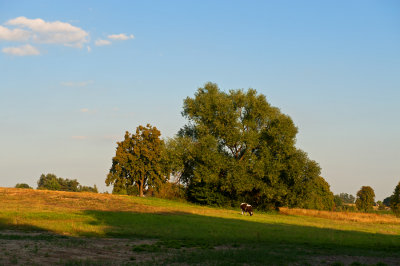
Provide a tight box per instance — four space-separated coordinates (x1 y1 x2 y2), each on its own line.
15 183 32 189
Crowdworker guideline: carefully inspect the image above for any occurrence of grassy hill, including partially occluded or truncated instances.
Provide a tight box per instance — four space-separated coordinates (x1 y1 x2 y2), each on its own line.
1 187 400 265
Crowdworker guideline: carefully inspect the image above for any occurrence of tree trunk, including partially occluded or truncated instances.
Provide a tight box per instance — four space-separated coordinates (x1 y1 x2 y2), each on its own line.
139 177 145 197
139 182 144 197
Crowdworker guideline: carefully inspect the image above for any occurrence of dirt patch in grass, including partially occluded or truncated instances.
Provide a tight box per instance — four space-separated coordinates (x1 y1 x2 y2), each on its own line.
0 230 165 265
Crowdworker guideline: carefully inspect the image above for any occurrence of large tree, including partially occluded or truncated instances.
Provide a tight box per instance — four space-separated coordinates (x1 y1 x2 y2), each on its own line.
355 186 375 212
106 124 166 197
171 82 331 209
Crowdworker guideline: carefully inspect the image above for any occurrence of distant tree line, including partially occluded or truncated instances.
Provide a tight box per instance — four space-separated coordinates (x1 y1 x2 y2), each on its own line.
106 83 335 211
36 173 98 193
333 183 400 215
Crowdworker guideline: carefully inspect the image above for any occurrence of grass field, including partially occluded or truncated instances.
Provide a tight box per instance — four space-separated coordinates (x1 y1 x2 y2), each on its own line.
1 188 400 265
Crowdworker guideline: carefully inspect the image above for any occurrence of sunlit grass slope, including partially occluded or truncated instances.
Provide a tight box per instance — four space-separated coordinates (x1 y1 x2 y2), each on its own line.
1 187 400 253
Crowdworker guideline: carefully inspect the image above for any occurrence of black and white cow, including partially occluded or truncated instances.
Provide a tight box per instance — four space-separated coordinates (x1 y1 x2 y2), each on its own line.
240 203 253 216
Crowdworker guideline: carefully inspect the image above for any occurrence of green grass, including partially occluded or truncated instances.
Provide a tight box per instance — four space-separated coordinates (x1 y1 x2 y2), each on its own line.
1 188 400 265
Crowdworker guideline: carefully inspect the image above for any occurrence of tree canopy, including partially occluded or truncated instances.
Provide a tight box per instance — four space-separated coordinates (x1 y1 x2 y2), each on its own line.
167 82 332 210
355 186 375 212
106 124 166 197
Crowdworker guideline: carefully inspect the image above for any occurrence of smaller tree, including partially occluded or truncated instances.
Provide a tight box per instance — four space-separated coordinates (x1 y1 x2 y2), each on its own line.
355 186 375 212
390 181 400 217
15 183 32 189
106 124 167 197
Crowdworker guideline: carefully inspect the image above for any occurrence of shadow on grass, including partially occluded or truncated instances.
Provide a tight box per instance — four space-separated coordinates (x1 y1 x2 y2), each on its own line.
80 210 400 253
1 211 400 265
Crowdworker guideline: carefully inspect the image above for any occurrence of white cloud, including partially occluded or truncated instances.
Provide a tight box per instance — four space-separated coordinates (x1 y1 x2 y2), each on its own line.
60 80 93 87
2 44 40 56
95 39 111 46
0 25 30 41
80 108 89 113
108 33 134 41
87 46 91 52
5 16 88 48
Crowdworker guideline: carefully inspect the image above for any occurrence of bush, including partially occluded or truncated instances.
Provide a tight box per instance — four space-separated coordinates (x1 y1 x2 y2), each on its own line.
187 181 231 207
112 183 138 195
15 183 32 189
151 182 186 200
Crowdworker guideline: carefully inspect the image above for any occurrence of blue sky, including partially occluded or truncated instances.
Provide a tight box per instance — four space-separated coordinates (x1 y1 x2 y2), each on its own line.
1 0 399 200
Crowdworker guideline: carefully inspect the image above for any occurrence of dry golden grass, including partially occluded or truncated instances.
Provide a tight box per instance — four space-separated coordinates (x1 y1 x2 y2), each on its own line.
0 187 237 217
279 207 400 224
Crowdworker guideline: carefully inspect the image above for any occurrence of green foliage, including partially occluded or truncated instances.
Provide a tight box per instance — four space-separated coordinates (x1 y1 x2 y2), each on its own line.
37 173 97 193
376 201 386 210
37 174 61 191
79 184 98 193
106 124 166 197
337 193 355 204
296 176 334 211
334 193 357 211
111 182 138 195
390 181 400 217
187 181 231 206
153 182 185 200
355 186 375 212
15 183 32 189
169 82 331 210
383 196 391 207
334 195 343 208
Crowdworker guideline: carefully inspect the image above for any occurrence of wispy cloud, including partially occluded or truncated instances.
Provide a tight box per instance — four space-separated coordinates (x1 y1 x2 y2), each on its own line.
60 80 93 87
5 16 89 48
2 44 40 56
95 39 111 46
95 33 134 47
108 33 134 41
80 108 89 113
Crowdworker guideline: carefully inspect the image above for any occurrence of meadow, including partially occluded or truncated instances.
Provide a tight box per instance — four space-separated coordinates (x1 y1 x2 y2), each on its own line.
0 188 400 265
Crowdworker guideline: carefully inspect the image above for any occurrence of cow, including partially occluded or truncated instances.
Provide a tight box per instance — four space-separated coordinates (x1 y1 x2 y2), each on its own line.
240 203 253 216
